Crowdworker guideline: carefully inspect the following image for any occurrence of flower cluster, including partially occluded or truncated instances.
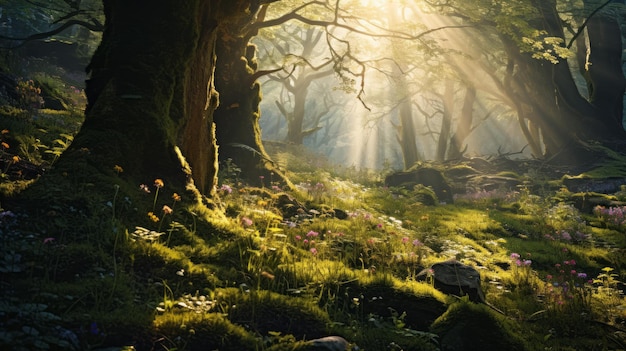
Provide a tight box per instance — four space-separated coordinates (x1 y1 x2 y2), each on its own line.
293 230 320 256
594 205 626 227
542 258 591 311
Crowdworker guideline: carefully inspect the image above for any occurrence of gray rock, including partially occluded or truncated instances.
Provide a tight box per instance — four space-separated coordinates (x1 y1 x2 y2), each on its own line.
308 336 349 351
417 260 485 303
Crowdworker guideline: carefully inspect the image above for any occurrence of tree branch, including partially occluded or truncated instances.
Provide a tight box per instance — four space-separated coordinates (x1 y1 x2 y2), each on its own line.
0 19 104 49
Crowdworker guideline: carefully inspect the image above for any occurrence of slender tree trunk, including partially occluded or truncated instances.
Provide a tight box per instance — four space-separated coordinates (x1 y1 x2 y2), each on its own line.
436 80 454 162
399 99 419 169
448 84 475 160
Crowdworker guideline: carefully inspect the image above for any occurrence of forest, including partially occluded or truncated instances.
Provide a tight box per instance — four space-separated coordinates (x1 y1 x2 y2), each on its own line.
0 0 625 350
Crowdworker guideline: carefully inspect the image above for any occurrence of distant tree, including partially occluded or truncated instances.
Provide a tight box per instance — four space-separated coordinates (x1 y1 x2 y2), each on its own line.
258 25 335 144
425 0 625 160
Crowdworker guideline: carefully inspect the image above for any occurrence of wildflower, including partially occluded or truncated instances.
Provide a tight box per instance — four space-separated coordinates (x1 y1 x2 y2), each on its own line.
303 239 309 245
11 155 19 163
261 271 275 280
148 212 159 222
43 237 55 244
570 270 577 275
257 200 268 207
172 193 181 202
162 205 173 215
510 253 521 260
272 185 281 191
1 141 9 149
113 165 124 173
295 235 302 241
1 129 8 134
306 230 319 238
154 179 164 188
176 269 185 276
219 184 232 194
240 217 253 227
412 239 423 246
546 274 553 280
522 259 532 266
401 236 409 244
577 272 587 279
376 223 383 229
310 247 318 256
139 184 151 193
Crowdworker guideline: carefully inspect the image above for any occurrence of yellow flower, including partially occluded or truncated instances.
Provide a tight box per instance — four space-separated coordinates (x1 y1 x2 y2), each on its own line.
1 142 9 149
12 155 19 163
113 165 124 173
154 179 164 188
172 193 181 202
148 212 160 222
162 205 173 215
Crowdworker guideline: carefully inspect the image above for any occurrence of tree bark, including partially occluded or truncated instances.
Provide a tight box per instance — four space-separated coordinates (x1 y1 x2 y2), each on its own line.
17 1 247 220
213 6 288 185
447 84 475 160
585 13 626 132
436 80 454 162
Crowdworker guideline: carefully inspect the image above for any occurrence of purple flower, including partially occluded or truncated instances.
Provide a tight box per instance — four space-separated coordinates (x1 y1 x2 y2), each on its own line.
241 217 253 227
220 184 233 194
412 239 423 246
577 272 587 279
90 322 99 335
510 253 520 260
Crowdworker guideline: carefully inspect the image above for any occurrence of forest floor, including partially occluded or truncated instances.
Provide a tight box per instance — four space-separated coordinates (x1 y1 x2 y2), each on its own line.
1 55 626 351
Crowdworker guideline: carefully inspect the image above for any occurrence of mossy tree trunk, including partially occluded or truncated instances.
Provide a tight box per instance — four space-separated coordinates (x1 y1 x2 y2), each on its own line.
213 5 287 186
500 0 625 160
18 1 252 222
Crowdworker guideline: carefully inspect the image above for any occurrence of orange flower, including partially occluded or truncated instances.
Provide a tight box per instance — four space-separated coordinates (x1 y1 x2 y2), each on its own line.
162 205 173 215
1 129 8 134
113 165 124 173
12 155 19 163
172 193 181 202
1 142 9 149
154 179 164 188
148 212 159 222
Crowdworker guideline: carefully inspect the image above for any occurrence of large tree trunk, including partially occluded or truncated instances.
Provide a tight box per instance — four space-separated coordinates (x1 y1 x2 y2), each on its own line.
585 13 626 131
213 8 287 185
499 0 624 161
17 1 247 221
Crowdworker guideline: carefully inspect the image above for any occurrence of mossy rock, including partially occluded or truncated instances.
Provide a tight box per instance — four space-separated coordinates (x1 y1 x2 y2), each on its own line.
568 192 624 213
430 301 527 351
339 278 448 331
225 290 330 340
385 167 453 204
153 312 257 351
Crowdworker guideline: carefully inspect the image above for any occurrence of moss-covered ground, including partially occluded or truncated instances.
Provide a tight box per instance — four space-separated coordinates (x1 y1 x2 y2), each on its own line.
1 56 625 351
